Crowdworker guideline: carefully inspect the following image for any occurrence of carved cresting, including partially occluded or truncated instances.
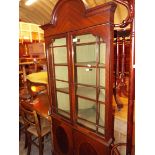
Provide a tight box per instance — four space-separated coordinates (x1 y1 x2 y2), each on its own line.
111 0 135 155
113 29 131 110
41 0 117 39
113 0 134 28
112 0 134 109
113 0 134 108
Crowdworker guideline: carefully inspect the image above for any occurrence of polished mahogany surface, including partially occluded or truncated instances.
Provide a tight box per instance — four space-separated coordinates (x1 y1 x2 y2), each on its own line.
41 0 116 154
21 93 51 121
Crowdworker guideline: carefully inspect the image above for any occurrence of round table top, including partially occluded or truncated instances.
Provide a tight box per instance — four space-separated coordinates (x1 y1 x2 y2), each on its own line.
19 61 34 65
26 71 48 84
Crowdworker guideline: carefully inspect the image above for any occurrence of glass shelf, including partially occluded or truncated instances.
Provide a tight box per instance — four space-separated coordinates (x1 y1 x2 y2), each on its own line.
58 109 70 118
54 63 68 66
56 86 105 104
56 87 69 94
56 91 70 112
77 99 105 134
75 62 105 68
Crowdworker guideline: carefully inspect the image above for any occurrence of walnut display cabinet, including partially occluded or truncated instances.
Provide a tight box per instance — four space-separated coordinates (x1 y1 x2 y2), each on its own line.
41 0 117 154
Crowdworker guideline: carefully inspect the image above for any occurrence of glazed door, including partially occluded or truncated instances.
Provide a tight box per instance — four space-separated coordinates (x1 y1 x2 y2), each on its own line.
48 35 74 155
49 36 71 120
72 32 107 136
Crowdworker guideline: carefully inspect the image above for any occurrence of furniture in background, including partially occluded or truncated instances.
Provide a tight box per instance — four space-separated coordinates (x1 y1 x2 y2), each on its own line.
26 72 48 100
19 58 47 89
19 61 35 84
20 91 51 122
20 58 47 74
113 29 131 109
28 43 45 58
19 103 28 149
41 0 116 154
27 94 51 121
20 100 51 155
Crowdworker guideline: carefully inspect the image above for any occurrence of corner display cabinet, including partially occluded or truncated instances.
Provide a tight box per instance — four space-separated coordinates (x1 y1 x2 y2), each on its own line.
41 0 117 154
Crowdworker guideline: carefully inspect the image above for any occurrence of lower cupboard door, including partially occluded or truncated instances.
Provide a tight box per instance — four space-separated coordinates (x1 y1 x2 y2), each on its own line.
52 118 74 155
73 130 110 155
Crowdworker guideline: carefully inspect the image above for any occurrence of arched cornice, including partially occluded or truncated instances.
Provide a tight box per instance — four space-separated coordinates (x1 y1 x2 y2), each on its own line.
50 0 86 26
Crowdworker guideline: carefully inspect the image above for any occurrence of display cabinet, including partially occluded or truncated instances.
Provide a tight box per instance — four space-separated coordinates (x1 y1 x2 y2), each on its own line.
41 0 117 154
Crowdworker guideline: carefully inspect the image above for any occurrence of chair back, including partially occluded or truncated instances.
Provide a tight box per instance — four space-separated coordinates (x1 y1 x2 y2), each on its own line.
20 103 42 136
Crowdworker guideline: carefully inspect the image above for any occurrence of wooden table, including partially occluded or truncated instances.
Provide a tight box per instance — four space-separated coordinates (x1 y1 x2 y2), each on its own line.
26 94 51 121
26 72 48 98
20 71 50 120
26 71 48 84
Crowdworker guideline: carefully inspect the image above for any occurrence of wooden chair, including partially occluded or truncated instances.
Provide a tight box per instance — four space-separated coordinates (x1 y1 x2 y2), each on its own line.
19 108 28 149
20 103 51 155
19 92 31 149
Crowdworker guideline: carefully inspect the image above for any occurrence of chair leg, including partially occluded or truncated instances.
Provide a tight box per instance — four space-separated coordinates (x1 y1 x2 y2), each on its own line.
19 124 21 141
24 131 28 149
42 137 44 150
27 133 32 155
38 137 43 155
19 123 23 141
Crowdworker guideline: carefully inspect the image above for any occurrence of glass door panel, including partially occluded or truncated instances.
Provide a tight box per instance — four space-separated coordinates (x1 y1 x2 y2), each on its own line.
76 86 96 101
99 42 106 65
99 68 105 87
57 92 70 118
55 66 68 81
73 33 106 135
75 34 97 44
99 68 106 102
77 98 96 130
56 81 69 93
53 38 66 46
52 37 70 119
76 45 96 63
74 34 97 67
53 47 67 64
99 88 105 103
99 103 105 134
77 67 96 86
